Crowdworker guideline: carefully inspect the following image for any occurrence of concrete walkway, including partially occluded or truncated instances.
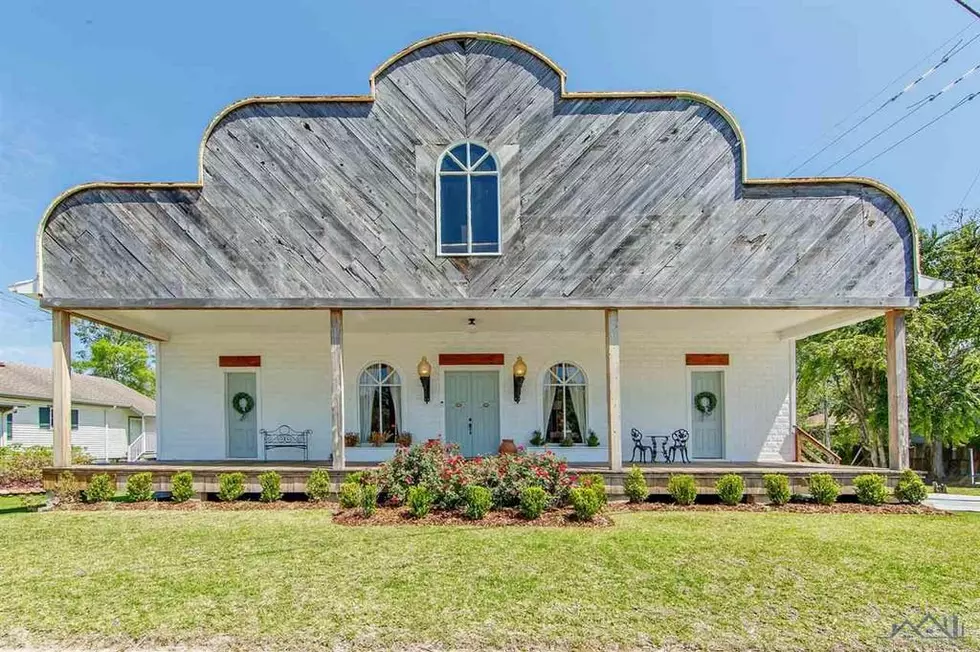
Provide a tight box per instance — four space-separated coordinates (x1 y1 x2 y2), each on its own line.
923 493 980 512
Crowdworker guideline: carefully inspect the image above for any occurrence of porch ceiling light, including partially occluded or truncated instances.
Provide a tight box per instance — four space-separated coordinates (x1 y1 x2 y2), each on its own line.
512 355 527 403
418 356 432 403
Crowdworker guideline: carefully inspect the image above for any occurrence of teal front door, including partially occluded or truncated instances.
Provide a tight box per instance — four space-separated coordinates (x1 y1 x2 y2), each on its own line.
226 372 258 458
691 370 724 459
445 371 500 457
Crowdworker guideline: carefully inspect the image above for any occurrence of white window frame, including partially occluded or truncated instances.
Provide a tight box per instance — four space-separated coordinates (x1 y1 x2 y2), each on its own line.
435 141 502 257
542 362 588 445
357 362 403 445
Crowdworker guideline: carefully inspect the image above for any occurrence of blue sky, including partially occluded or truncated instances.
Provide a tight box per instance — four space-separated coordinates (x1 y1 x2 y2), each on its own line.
1 0 977 366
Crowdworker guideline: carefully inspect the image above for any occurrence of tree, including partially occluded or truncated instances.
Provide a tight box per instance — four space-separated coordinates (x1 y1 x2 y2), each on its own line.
72 321 155 397
797 210 980 477
909 211 980 479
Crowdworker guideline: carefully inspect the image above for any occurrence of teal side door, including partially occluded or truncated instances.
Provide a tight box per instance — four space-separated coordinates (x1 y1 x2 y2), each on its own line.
691 370 724 459
226 372 258 458
444 371 500 457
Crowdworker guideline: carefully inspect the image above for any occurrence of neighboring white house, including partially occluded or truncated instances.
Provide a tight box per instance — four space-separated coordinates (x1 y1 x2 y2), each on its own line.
0 361 155 461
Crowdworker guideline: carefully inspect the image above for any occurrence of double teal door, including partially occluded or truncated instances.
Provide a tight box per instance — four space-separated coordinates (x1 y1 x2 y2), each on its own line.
445 371 500 457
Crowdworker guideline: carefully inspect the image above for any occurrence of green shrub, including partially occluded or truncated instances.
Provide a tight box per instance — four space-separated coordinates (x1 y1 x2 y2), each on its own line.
258 471 282 503
170 471 194 503
623 466 649 504
406 485 434 518
569 486 603 521
808 473 840 505
344 470 367 485
306 469 331 502
339 483 362 509
667 474 697 506
894 469 928 504
578 474 607 505
0 445 93 486
762 474 791 505
84 473 115 503
125 472 154 502
715 474 745 506
853 474 888 506
462 485 492 520
519 486 549 519
361 483 379 517
217 472 246 502
53 470 80 504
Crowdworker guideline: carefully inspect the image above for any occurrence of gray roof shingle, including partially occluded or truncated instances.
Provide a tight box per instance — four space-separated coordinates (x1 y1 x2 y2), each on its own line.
0 362 155 415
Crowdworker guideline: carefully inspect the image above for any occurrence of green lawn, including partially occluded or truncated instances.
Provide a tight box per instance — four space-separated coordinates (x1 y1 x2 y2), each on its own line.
946 485 980 496
0 509 975 651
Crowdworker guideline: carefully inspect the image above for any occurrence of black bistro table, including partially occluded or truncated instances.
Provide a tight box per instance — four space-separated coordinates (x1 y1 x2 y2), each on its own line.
647 435 670 463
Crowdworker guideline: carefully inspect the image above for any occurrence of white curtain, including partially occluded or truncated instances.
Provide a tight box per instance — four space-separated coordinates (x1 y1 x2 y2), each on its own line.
567 384 587 442
389 385 402 438
358 386 375 442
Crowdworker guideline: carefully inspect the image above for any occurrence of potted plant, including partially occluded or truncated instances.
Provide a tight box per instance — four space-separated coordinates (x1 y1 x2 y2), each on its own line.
369 431 387 447
396 431 413 447
529 430 545 447
344 432 359 447
586 429 600 447
498 438 518 454
560 435 575 447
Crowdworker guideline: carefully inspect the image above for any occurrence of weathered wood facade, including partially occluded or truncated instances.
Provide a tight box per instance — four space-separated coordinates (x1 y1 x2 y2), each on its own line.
19 32 930 473
37 33 918 309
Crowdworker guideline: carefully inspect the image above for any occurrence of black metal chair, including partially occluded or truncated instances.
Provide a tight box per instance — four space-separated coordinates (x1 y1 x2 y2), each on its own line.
629 428 655 463
667 428 691 463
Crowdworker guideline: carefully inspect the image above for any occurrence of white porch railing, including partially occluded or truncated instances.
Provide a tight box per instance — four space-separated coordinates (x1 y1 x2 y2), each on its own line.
127 432 157 462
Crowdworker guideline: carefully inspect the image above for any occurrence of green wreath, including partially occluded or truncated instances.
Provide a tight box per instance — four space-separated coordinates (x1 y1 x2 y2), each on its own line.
693 391 717 416
231 392 255 421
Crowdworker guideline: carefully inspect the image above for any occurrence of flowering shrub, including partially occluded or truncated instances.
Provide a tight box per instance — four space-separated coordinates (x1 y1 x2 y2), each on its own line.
375 441 574 511
471 449 573 508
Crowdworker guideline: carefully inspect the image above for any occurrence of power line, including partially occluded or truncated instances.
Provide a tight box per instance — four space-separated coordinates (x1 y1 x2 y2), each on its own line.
816 61 980 174
954 0 980 21
784 23 977 174
959 162 980 206
847 90 980 174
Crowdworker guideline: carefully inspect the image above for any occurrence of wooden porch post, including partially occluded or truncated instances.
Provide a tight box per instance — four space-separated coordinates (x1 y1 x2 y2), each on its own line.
52 309 72 468
885 309 910 470
330 309 345 470
605 309 622 471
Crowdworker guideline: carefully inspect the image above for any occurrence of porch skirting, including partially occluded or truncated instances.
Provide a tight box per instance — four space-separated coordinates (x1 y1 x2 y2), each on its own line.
43 462 906 499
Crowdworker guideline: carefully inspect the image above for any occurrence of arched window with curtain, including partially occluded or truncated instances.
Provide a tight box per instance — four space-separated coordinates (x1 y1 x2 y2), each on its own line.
436 142 500 255
358 362 402 444
543 362 587 444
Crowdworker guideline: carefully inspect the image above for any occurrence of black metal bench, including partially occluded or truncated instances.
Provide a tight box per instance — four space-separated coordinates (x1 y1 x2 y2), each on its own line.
260 425 311 460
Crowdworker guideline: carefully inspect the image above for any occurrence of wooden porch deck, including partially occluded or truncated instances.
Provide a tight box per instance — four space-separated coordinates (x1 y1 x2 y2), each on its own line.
43 460 903 498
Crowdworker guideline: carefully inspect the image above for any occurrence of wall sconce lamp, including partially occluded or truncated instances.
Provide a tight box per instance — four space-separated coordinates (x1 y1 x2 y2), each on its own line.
418 356 432 403
512 355 527 403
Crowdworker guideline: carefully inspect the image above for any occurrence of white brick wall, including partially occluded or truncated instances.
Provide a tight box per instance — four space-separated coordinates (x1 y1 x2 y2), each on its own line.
158 311 795 463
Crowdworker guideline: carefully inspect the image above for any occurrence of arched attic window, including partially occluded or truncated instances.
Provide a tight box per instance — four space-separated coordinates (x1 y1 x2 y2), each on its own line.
437 142 500 255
